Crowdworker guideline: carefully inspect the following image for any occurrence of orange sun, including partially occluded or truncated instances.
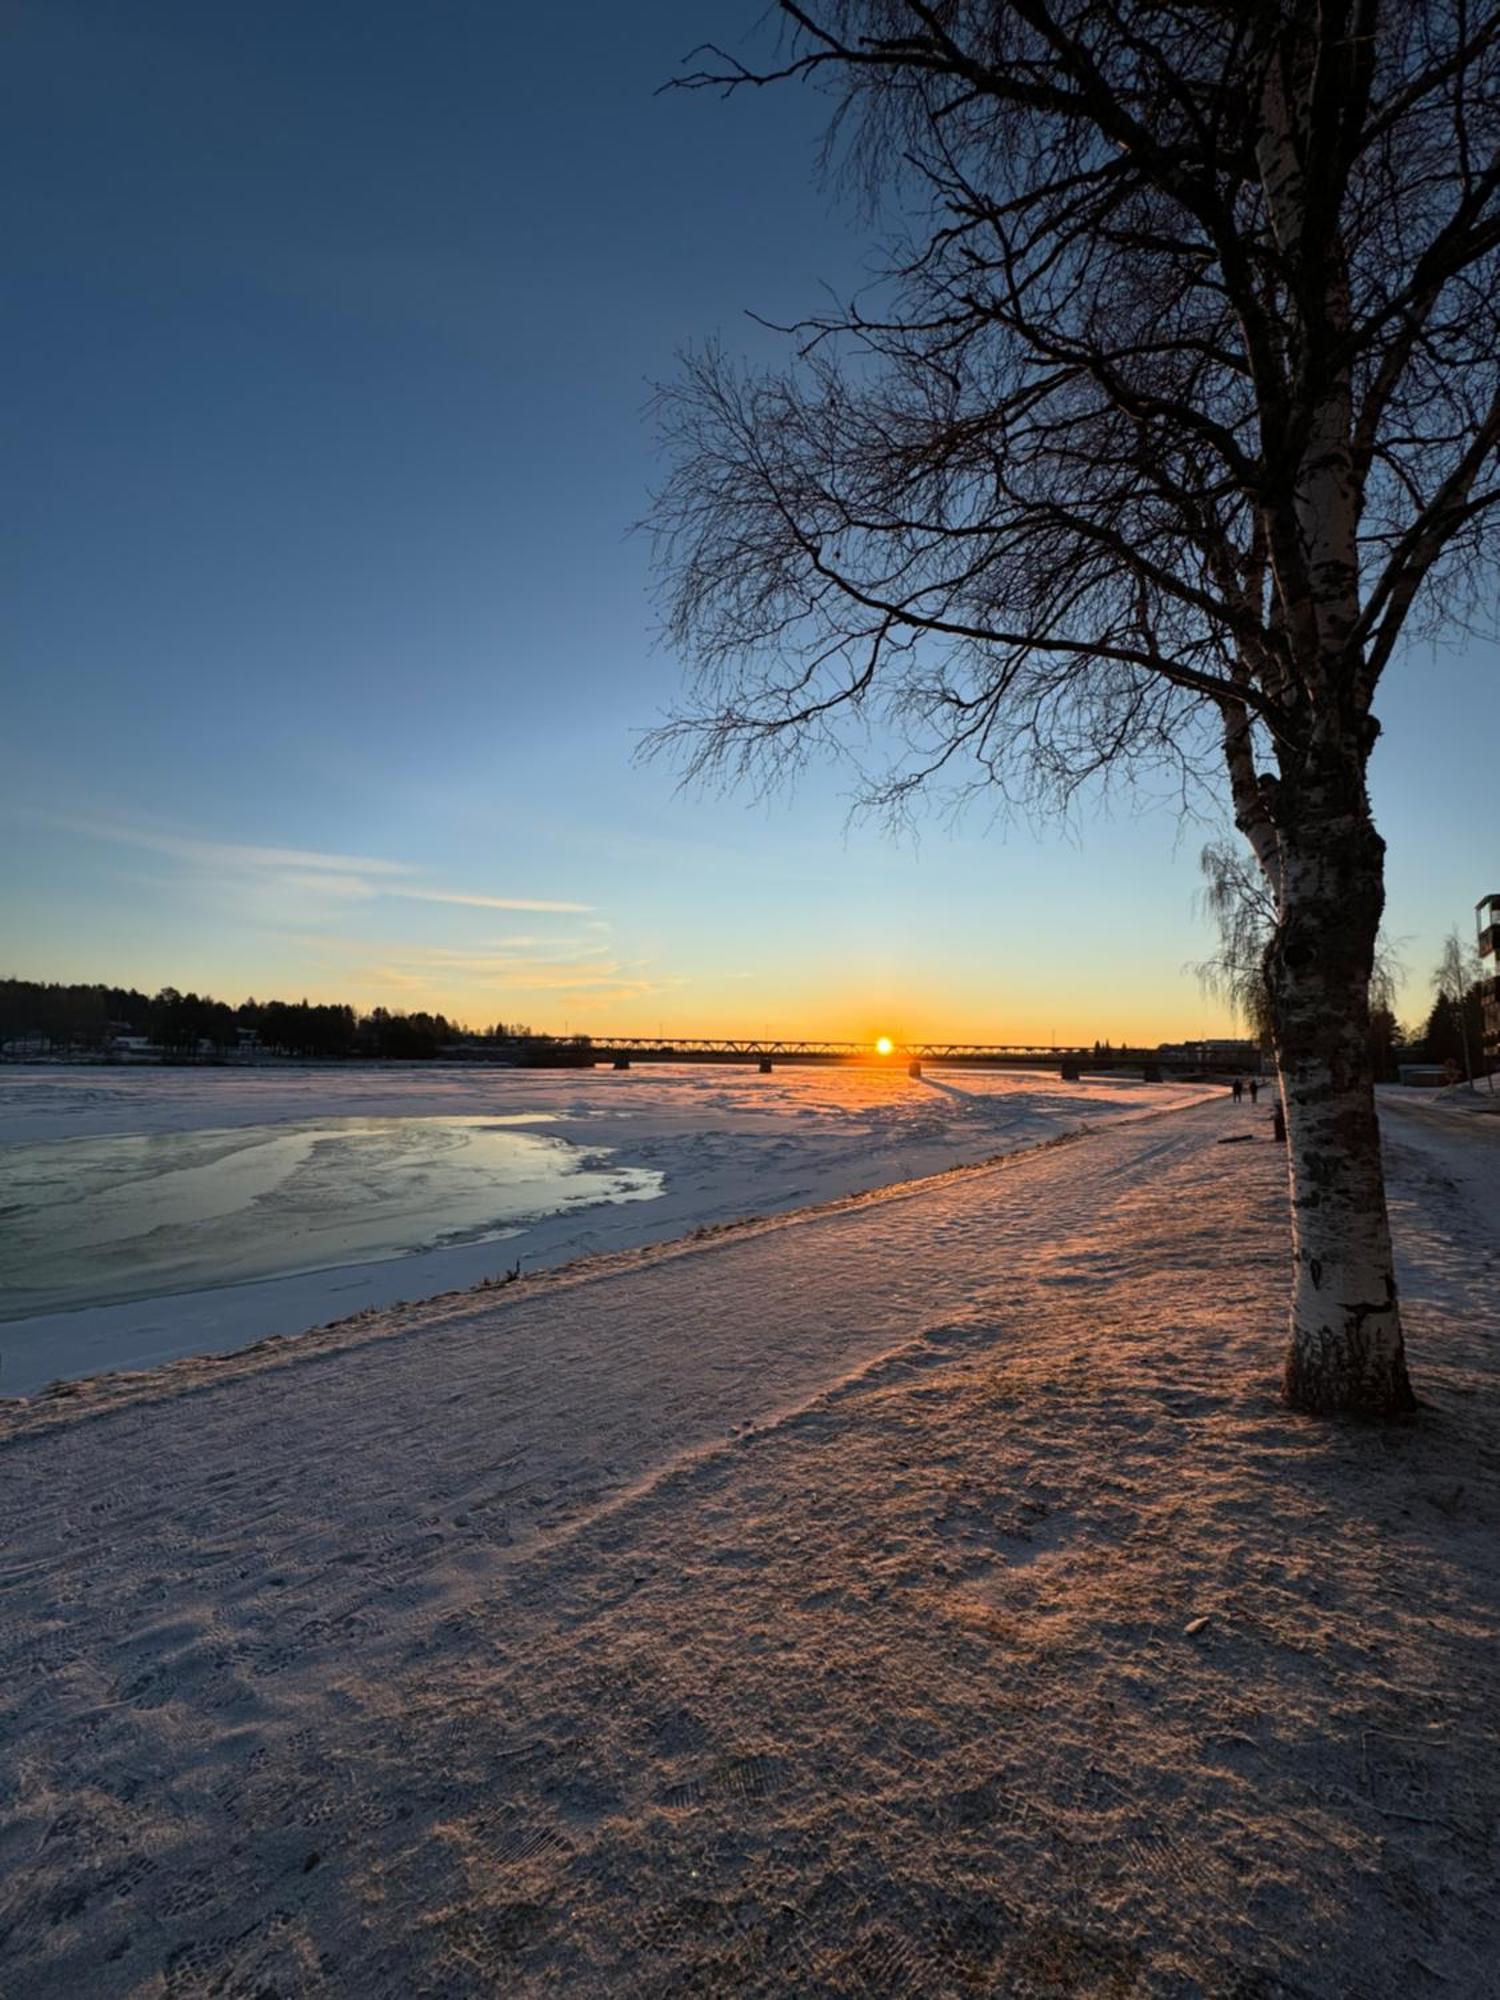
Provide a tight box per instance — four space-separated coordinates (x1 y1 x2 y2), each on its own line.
875 1036 895 1056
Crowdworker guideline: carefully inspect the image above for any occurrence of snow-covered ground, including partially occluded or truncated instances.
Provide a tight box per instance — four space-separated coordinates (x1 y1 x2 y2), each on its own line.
1379 1077 1500 1122
1 1099 1496 1997
0 1062 1207 1393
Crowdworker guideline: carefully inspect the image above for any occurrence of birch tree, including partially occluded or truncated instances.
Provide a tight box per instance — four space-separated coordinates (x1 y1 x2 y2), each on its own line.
1433 928 1481 1084
649 1 1500 1417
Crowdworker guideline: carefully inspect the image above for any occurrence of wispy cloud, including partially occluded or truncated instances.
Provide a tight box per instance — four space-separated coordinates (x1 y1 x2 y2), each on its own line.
485 934 587 951
18 808 591 921
356 960 669 1006
389 943 611 970
10 804 664 1012
279 871 381 902
29 810 419 880
351 942 674 1007
389 888 592 914
473 970 668 1000
363 967 432 994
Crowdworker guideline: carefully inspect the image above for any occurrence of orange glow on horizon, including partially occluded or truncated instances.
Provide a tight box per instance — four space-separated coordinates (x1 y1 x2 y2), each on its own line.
99 953 1243 1049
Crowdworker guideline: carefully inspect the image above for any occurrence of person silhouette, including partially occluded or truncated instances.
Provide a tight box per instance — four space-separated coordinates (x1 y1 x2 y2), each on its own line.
1249 1077 1260 1103
1232 1076 1244 1103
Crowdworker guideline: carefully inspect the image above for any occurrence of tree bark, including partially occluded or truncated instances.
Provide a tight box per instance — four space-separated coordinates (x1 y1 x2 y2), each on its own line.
1267 752 1417 1417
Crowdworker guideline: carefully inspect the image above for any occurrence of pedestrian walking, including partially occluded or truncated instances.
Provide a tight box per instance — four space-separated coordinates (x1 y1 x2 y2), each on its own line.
1248 1077 1260 1104
1232 1076 1244 1103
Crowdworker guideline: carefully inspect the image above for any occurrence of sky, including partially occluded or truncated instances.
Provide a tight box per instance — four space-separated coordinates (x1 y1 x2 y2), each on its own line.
1 0 1492 1045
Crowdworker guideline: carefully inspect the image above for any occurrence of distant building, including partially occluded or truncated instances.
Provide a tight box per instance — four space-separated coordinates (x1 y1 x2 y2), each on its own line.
106 1034 156 1062
1156 1037 1262 1072
1478 893 1500 1064
1396 1063 1448 1089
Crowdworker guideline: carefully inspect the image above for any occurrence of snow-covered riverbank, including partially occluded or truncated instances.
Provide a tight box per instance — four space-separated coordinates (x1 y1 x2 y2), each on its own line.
0 1062 1207 1392
2 1099 1496 1997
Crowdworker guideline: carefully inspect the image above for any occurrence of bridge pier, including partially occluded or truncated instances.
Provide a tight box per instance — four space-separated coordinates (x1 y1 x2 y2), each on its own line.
612 1056 630 1070
907 1059 922 1078
758 1057 773 1073
1060 1059 1082 1081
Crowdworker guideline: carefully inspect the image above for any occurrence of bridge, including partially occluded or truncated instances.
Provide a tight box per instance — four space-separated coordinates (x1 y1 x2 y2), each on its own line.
477 1036 1258 1079
584 1037 1093 1066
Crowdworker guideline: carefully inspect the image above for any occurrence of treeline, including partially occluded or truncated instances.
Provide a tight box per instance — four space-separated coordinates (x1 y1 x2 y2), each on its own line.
2 973 1487 1072
1415 986 1487 1075
0 979 541 1062
1362 990 1487 1081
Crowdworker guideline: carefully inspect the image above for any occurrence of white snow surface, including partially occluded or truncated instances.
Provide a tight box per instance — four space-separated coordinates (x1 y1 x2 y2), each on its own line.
1 1099 1496 1996
0 1061 1207 1393
1379 1077 1500 1121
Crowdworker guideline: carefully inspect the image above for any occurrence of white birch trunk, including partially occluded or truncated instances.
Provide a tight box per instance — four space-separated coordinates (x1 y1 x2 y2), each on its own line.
1268 775 1416 1417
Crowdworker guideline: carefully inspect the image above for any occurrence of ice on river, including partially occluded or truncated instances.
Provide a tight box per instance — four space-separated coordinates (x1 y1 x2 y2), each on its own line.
0 1061 1205 1393
0 1115 660 1321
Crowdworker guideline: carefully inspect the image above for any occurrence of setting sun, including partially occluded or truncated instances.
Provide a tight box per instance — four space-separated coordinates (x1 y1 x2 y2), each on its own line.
875 1036 895 1056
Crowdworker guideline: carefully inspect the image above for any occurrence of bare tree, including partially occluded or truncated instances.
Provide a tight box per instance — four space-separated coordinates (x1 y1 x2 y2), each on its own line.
1194 836 1402 1047
1434 927 1481 1085
649 1 1500 1417
1194 838 1278 1047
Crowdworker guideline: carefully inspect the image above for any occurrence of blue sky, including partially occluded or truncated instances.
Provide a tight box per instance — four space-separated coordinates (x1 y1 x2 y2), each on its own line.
2 1 1491 1042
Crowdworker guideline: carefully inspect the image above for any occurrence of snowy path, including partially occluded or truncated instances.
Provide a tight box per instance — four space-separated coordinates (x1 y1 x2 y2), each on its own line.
1381 1087 1500 1160
0 1116 1176 1695
2 1099 1498 1997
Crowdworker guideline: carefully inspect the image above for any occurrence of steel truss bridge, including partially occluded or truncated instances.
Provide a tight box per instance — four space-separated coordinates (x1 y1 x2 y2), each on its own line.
594 1037 1088 1062
502 1036 1253 1076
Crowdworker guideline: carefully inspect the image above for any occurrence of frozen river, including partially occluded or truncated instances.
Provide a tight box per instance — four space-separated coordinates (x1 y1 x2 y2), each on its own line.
0 1114 660 1321
0 1062 1207 1394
